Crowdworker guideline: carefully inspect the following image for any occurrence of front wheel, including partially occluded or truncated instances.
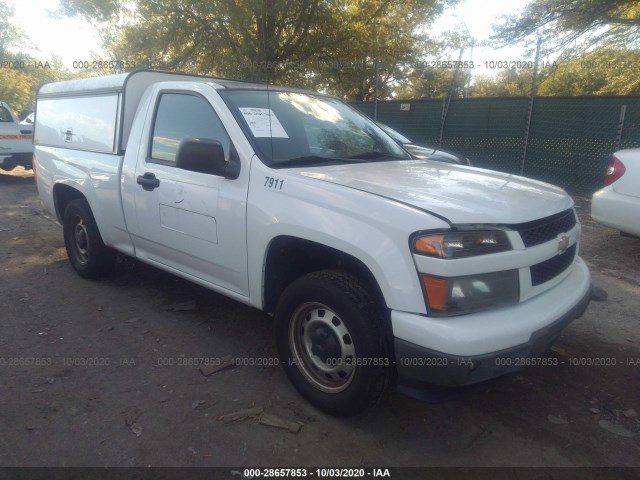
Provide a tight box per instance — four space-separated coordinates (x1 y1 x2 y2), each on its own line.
63 199 116 279
275 270 391 416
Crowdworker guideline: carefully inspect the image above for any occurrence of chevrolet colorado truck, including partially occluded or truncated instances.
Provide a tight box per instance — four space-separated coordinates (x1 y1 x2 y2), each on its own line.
0 101 33 171
34 71 592 416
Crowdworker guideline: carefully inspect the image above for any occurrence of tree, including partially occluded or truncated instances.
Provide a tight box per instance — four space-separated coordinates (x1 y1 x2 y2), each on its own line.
0 58 75 115
0 1 33 114
491 0 640 55
0 1 21 60
299 1 451 100
538 48 640 95
0 1 75 114
393 64 470 99
471 69 534 97
467 48 640 98
0 69 36 115
57 0 120 22
58 0 456 99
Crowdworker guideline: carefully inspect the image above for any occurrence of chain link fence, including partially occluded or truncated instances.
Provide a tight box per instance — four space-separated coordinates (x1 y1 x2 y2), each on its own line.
351 96 640 196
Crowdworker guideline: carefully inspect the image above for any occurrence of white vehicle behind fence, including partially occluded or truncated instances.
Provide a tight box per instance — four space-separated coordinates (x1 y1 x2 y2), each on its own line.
0 101 33 171
34 71 592 416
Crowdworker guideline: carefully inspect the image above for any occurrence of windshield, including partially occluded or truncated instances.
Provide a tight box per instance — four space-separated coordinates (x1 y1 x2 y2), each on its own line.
220 90 409 167
377 123 411 144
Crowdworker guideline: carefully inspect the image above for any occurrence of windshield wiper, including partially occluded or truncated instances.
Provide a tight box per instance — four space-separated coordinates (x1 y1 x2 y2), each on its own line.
347 151 406 160
273 152 406 169
272 155 335 168
273 155 371 168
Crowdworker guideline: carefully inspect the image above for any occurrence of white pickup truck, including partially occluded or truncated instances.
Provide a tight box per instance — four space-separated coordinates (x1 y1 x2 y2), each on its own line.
34 71 592 416
0 101 33 171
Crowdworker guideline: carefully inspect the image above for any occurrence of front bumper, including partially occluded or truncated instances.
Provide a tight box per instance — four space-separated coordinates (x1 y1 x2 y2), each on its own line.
392 259 592 399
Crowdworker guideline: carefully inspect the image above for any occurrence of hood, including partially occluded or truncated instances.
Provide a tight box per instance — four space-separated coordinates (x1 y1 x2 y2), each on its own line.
293 160 572 225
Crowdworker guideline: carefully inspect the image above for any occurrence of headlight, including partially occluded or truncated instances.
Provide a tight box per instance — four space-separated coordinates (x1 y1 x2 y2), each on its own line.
421 270 520 315
413 230 511 259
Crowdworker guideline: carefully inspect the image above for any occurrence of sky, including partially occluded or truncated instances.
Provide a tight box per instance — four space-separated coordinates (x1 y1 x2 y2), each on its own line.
6 0 103 66
6 0 535 73
432 0 541 73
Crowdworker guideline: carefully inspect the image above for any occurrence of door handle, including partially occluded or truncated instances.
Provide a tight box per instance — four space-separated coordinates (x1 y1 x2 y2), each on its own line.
137 172 160 191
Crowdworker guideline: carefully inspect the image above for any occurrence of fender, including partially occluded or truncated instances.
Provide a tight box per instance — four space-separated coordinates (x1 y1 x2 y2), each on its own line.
246 161 450 314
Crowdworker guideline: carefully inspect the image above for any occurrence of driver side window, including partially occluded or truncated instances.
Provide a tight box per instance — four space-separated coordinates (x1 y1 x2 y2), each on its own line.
150 93 230 165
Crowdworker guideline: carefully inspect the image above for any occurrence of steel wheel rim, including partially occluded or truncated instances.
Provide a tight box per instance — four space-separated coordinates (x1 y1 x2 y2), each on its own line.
289 302 356 393
72 216 89 264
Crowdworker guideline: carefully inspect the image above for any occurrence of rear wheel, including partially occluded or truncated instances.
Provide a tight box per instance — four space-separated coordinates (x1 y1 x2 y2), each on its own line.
275 270 390 416
63 199 116 278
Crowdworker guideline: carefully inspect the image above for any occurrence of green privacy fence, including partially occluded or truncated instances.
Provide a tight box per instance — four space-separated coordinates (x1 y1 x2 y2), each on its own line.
351 96 640 196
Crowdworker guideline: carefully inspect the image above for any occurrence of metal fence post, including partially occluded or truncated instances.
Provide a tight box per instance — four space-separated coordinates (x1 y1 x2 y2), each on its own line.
615 105 627 151
520 37 542 175
373 58 379 121
439 47 465 147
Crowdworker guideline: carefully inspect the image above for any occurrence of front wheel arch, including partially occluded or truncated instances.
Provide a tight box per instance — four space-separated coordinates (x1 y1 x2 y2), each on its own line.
262 236 388 314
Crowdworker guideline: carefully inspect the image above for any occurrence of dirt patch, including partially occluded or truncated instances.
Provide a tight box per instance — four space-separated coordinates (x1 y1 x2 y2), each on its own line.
575 197 640 285
1 168 639 467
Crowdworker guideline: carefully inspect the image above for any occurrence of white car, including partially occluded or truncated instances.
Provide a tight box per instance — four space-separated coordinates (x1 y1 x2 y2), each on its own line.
592 149 640 237
20 112 34 125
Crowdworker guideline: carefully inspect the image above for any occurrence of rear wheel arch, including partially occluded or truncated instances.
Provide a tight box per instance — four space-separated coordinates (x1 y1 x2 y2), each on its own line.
62 198 116 278
53 183 86 223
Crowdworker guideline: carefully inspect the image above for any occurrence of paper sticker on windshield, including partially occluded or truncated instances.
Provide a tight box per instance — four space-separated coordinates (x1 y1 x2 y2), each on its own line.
239 108 289 138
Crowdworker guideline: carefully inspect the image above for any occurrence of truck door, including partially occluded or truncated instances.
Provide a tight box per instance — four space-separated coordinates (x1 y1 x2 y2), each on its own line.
130 90 249 297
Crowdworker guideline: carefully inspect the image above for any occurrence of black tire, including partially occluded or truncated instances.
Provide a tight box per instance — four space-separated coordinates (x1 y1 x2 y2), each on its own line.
63 198 116 279
275 269 391 417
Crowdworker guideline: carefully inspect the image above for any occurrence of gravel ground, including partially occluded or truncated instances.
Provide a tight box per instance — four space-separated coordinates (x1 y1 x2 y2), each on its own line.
575 197 640 285
1 168 639 470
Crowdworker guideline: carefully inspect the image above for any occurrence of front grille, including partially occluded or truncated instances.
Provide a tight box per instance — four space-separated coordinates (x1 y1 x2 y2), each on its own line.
530 244 577 286
513 209 577 248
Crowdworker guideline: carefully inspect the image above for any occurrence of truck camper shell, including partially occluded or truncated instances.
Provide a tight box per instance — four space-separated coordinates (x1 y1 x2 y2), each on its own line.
35 70 261 155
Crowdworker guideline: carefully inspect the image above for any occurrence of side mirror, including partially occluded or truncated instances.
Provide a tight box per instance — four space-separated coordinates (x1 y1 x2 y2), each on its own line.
175 138 237 177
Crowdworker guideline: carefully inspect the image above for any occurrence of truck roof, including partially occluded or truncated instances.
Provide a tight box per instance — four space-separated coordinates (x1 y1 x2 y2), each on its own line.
37 69 307 97
35 70 318 155
35 70 316 153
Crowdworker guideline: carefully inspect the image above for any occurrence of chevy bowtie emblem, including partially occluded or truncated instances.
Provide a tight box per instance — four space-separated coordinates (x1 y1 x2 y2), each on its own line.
557 235 569 255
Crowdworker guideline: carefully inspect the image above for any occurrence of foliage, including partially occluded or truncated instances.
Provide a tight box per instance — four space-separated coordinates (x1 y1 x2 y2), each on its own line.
491 0 640 55
538 49 640 95
0 59 74 115
394 64 470 99
0 1 21 60
299 1 449 100
468 48 640 98
471 69 534 97
58 0 456 100
57 0 121 22
0 1 75 115
0 69 36 116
